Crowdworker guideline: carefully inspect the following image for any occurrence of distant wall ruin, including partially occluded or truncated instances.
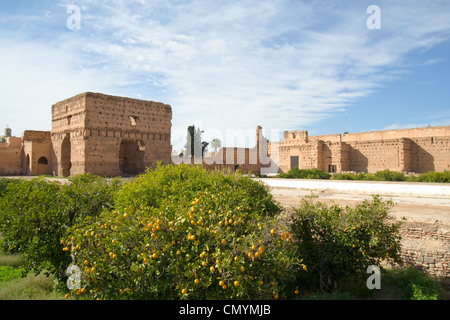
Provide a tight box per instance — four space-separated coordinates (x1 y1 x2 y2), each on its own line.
0 92 173 177
270 126 450 174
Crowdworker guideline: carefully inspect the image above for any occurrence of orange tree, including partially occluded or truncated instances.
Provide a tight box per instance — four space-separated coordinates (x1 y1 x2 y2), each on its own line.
0 175 120 287
63 164 304 300
289 195 402 293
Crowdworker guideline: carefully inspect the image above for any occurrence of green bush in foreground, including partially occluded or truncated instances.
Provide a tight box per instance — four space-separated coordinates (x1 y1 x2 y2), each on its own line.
289 195 402 293
0 174 120 286
63 164 302 300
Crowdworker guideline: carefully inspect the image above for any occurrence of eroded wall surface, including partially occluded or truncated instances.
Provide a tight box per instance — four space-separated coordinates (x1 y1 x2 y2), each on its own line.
274 126 450 174
51 92 172 177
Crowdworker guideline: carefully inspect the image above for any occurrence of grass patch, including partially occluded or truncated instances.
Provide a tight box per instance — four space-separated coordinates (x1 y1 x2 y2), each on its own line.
0 253 22 268
0 272 65 300
380 267 446 300
0 266 23 282
0 250 64 300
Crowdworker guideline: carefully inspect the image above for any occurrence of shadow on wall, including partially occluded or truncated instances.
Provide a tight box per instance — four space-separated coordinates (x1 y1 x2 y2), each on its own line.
348 147 369 173
411 142 435 173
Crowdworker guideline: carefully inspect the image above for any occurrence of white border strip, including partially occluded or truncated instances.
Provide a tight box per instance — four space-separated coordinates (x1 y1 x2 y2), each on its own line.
258 178 450 198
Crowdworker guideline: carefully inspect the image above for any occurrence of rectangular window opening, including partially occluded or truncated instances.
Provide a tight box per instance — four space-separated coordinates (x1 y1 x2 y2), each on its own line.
290 156 299 169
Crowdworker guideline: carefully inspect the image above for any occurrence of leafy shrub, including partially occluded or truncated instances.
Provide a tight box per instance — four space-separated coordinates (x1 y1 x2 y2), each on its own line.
0 178 19 197
0 178 66 276
332 170 406 181
407 171 450 183
277 168 331 180
373 170 406 182
332 170 450 183
384 267 443 300
63 164 302 300
0 175 120 286
289 195 402 292
61 173 122 225
331 172 367 180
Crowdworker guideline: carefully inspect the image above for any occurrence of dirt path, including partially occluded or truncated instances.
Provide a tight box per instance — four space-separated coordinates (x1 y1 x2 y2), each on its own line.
269 187 450 225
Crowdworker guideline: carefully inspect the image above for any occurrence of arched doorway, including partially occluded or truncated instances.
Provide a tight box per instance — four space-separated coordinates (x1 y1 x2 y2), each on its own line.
119 139 145 175
61 134 71 177
37 156 49 175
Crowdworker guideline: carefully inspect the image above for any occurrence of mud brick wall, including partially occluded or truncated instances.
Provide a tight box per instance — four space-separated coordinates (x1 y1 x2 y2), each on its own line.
345 139 403 173
408 137 450 173
51 93 87 176
273 126 450 174
22 131 52 176
399 221 450 281
51 92 172 177
0 137 23 175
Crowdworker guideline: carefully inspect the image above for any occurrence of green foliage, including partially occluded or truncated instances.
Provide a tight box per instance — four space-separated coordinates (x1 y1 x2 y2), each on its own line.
383 267 443 300
332 170 450 183
0 272 64 300
0 175 120 286
330 172 366 180
289 195 402 292
0 253 22 268
277 168 331 180
210 138 222 153
185 125 208 157
62 173 122 224
114 164 281 216
0 178 67 276
407 170 450 183
332 170 406 181
373 170 407 181
1 166 446 300
0 265 23 282
0 178 19 196
63 164 301 300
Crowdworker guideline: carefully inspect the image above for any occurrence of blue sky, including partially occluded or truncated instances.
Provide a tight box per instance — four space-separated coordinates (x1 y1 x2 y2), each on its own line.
1 1 450 151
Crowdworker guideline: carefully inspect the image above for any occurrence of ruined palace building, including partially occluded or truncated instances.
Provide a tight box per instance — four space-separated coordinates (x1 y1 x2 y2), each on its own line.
1 92 449 177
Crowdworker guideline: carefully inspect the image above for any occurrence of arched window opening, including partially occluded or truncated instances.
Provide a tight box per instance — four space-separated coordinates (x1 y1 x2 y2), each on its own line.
38 157 48 165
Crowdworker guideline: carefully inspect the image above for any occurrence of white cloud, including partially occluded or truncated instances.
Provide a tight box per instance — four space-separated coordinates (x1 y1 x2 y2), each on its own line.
424 58 446 65
1 0 450 148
